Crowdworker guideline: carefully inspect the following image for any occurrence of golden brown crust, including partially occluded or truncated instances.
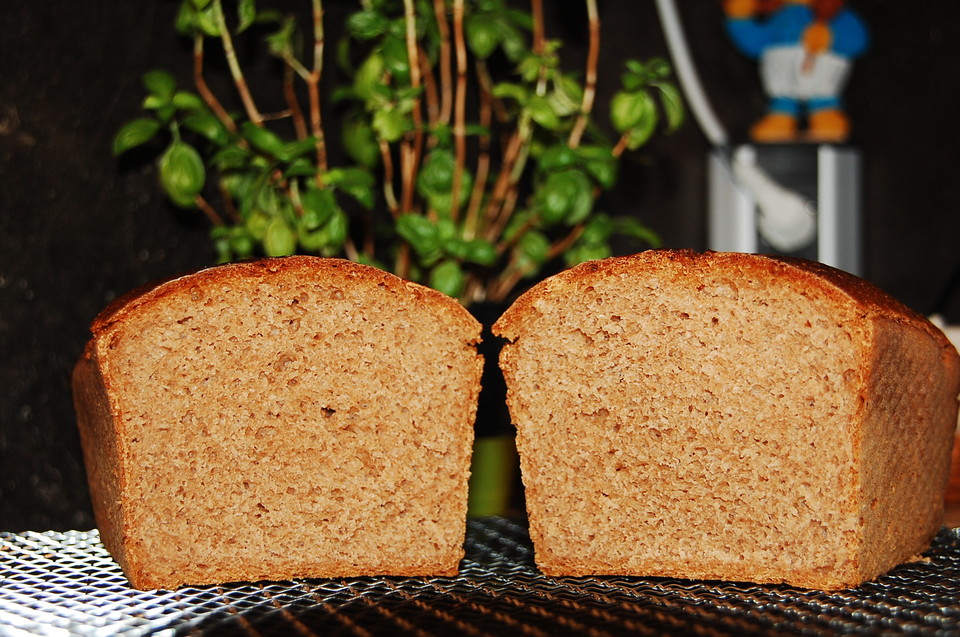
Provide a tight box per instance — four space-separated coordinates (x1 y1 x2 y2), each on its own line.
93 256 481 343
495 250 954 351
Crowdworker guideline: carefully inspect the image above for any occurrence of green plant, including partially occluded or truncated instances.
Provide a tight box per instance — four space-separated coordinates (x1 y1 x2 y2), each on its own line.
114 0 683 305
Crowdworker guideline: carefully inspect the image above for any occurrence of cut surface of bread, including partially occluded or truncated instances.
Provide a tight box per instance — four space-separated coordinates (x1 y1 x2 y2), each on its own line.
493 250 960 590
73 256 482 590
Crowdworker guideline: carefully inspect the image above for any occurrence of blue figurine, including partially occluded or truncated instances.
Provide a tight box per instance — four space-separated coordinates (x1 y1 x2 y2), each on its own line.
723 0 869 142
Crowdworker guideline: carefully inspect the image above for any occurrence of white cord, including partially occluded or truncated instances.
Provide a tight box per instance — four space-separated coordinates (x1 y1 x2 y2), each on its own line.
653 0 818 254
653 0 729 148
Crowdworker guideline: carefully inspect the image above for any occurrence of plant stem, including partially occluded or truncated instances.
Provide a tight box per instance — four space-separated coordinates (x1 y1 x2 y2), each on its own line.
217 181 242 224
481 0 547 243
309 0 329 179
432 0 453 125
480 125 525 241
463 62 493 240
212 0 263 126
192 35 236 132
401 0 424 214
380 139 399 216
612 130 631 158
419 45 440 127
568 0 600 148
283 65 308 140
450 0 468 224
546 223 585 260
488 222 580 303
195 194 225 227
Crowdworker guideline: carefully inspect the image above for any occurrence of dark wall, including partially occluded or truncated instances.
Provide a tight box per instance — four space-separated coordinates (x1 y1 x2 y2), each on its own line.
2 1 958 531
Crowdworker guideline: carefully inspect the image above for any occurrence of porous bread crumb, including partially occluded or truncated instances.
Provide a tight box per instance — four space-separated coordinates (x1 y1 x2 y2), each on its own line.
494 250 960 590
73 256 483 590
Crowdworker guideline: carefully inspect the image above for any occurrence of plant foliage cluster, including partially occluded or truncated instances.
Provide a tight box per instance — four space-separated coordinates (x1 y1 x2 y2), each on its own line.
115 0 683 304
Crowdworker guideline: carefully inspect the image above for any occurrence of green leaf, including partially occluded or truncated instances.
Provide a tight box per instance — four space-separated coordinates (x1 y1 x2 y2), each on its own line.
228 226 255 258
625 107 658 150
396 213 440 257
326 167 376 209
504 8 534 31
429 260 466 299
175 1 199 35
372 108 409 143
538 145 577 173
536 171 574 224
342 115 380 168
417 149 455 195
614 217 661 247
300 187 337 230
212 145 250 170
143 70 177 105
465 13 501 59
464 239 498 266
237 0 256 32
353 53 385 101
380 35 410 84
181 113 229 146
266 16 295 58
657 82 685 133
580 213 614 245
325 167 375 188
577 146 618 190
516 230 550 266
190 0 212 9
159 140 205 208
491 82 528 104
499 23 527 62
625 59 647 76
264 216 297 256
564 241 611 267
546 77 582 118
171 90 206 112
283 157 318 178
646 57 672 80
347 10 387 40
211 226 232 263
113 118 161 155
244 208 271 240
527 95 563 131
323 208 349 249
610 90 655 133
194 4 221 36
276 136 317 162
241 122 286 157
563 169 595 225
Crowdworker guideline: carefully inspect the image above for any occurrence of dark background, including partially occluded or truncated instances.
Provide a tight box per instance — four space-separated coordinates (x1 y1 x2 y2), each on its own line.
2 1 959 531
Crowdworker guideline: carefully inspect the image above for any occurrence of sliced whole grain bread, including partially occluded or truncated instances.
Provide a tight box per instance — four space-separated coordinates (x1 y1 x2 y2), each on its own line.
73 256 483 589
494 250 960 589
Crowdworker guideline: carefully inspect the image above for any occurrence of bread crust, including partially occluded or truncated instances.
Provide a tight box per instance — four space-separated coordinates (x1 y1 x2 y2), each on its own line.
93 256 481 343
495 250 954 355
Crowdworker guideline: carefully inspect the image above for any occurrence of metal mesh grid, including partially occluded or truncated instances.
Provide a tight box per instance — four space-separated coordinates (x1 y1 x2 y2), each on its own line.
2 518 960 636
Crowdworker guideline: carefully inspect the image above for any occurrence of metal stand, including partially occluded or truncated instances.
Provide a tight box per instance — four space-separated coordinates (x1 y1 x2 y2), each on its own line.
709 144 862 276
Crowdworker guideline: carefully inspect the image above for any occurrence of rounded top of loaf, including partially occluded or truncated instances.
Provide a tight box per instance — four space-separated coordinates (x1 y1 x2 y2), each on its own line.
91 256 480 342
494 250 958 360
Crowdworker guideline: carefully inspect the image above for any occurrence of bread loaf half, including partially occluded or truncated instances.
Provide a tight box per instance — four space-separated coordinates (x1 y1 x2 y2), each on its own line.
493 250 960 590
73 256 483 589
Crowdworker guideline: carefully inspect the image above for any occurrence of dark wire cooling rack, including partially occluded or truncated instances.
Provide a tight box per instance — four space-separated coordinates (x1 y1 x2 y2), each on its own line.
2 517 960 636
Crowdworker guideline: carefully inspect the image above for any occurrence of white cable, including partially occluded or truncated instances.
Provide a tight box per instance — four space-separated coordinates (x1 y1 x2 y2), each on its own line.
653 0 729 148
653 0 817 254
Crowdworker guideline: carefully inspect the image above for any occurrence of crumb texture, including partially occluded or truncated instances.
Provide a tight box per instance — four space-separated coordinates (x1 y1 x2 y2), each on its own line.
73 257 482 589
494 250 960 590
